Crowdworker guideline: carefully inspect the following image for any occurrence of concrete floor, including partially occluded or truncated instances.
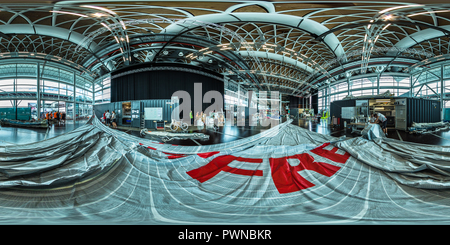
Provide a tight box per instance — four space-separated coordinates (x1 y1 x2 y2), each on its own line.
0 120 90 146
2 118 450 147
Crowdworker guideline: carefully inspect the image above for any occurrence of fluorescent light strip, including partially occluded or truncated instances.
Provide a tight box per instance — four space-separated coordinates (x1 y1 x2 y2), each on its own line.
101 22 112 31
50 10 88 18
407 9 450 17
81 5 116 15
379 4 423 14
382 23 391 30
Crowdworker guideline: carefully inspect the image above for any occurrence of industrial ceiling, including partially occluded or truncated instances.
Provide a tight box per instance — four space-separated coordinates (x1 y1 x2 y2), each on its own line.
1 0 449 98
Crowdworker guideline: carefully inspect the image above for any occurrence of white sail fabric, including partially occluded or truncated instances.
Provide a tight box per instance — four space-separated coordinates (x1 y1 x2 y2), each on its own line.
1 116 450 224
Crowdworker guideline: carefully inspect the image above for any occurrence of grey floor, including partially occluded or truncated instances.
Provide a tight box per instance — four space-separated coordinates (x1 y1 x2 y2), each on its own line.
2 117 450 147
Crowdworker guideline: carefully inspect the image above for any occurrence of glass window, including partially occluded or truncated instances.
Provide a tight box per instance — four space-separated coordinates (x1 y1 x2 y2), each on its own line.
395 76 410 87
94 83 102 92
428 67 441 81
445 100 450 108
103 77 111 88
444 65 450 79
361 89 374 96
43 80 59 94
60 69 73 84
0 100 13 108
16 78 37 93
396 89 409 96
379 76 394 87
102 87 110 103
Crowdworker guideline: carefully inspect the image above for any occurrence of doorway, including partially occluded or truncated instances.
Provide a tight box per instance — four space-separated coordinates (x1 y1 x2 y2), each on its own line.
122 102 131 126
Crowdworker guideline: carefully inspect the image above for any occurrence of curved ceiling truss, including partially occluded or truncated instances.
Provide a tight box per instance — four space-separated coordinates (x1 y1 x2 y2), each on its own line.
1 2 450 97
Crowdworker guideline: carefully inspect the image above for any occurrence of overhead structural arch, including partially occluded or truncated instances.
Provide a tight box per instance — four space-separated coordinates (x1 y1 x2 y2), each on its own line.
237 51 315 74
162 12 346 61
387 25 450 56
0 24 101 54
225 2 276 14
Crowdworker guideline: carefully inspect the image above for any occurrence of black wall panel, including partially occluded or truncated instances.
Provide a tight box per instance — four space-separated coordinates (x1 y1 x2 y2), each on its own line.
330 97 441 129
407 98 440 126
288 96 305 109
330 99 355 129
311 93 318 114
94 99 176 129
111 63 224 114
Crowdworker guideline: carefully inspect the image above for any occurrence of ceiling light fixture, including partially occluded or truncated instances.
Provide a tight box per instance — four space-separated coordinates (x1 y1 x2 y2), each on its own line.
91 12 107 18
379 5 423 14
101 22 112 31
285 47 295 52
120 20 126 30
81 5 116 15
383 14 393 20
264 43 277 47
50 10 88 18
407 9 450 17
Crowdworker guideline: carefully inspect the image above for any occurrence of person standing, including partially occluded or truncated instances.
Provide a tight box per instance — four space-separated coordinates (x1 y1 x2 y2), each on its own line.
190 110 193 126
105 110 111 126
55 111 60 125
111 110 117 129
61 112 66 125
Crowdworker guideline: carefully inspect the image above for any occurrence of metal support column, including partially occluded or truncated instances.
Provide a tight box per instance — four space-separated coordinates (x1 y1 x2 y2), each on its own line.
347 77 350 95
377 73 380 95
36 63 41 119
441 64 444 121
73 72 76 121
410 74 413 98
